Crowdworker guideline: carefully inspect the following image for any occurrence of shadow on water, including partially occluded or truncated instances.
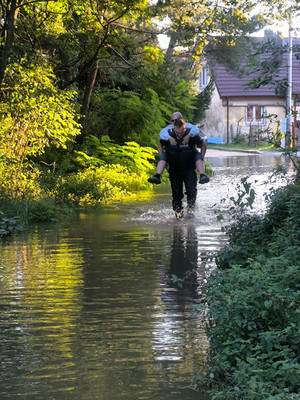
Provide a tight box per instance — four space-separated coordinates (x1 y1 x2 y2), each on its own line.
0 153 290 400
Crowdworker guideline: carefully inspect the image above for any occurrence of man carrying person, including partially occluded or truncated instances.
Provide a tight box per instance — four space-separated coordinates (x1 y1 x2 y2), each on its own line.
148 111 209 185
155 118 206 218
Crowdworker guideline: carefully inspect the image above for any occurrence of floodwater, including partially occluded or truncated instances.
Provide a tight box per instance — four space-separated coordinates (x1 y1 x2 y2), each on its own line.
0 151 289 400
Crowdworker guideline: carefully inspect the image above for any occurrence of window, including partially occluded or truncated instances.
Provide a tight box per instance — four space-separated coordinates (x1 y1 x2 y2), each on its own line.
200 67 208 89
245 105 266 125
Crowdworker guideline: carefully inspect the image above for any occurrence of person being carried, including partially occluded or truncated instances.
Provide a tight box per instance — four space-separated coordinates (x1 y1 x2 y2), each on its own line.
148 111 209 185
155 118 205 218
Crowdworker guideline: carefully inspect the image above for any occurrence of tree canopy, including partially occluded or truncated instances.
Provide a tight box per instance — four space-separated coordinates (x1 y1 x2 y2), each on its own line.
0 0 299 204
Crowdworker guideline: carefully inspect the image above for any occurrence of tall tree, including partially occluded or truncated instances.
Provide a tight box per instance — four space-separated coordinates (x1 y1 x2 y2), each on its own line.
153 0 298 60
0 0 19 86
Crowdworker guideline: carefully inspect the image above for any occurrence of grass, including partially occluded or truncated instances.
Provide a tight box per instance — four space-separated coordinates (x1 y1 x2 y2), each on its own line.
208 141 282 152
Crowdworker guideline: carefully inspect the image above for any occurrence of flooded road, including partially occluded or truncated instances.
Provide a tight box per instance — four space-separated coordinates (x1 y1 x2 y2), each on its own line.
0 151 287 400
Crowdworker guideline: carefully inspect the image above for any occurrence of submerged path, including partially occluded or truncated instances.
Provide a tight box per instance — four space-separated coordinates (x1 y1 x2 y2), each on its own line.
0 153 287 400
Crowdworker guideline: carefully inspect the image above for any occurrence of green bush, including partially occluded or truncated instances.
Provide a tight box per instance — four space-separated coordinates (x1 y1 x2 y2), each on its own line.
85 88 168 147
0 136 157 230
202 184 300 399
0 215 23 236
37 162 153 207
80 135 156 174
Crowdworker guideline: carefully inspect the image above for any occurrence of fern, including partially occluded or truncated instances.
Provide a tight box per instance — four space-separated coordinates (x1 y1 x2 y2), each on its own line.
80 135 156 174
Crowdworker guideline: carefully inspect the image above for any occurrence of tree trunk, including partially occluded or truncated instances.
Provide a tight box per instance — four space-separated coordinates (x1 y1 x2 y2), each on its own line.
76 35 102 144
0 0 19 87
80 60 99 118
165 31 177 62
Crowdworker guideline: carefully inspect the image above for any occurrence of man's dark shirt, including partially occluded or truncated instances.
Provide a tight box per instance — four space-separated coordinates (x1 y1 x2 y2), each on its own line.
160 128 203 170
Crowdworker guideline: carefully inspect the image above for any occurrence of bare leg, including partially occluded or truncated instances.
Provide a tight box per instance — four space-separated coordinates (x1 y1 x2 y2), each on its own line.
195 159 205 174
156 160 167 174
196 159 210 184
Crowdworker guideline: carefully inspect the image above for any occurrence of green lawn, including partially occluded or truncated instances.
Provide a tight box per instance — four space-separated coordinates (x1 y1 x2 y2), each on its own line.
208 141 282 152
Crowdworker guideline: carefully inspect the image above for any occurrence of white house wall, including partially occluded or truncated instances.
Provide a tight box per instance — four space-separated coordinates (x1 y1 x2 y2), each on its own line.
201 85 287 143
201 87 226 141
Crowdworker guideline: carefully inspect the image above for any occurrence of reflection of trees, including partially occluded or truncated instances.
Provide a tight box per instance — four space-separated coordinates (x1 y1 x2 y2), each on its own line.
0 218 211 399
0 232 85 397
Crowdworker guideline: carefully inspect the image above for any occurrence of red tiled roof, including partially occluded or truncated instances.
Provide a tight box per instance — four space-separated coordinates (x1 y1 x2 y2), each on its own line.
213 38 300 98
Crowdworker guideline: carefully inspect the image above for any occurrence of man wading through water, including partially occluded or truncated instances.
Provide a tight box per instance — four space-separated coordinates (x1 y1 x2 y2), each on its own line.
152 118 208 219
148 111 209 185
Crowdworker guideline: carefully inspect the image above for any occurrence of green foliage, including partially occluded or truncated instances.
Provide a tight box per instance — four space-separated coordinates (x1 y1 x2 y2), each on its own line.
202 184 300 399
79 135 157 173
0 161 42 200
85 78 203 148
215 214 266 269
0 153 154 229
264 184 300 233
52 164 152 206
0 194 71 233
33 137 156 207
25 198 72 223
0 215 23 237
85 87 167 146
0 62 80 161
0 62 80 199
166 80 199 122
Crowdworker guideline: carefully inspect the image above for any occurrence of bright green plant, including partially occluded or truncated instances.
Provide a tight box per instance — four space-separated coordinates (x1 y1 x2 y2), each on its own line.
79 135 157 174
54 164 152 206
0 62 80 161
0 62 81 198
36 136 157 207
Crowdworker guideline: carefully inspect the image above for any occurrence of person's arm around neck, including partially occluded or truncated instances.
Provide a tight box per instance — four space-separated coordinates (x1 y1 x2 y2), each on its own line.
185 123 199 136
160 125 173 140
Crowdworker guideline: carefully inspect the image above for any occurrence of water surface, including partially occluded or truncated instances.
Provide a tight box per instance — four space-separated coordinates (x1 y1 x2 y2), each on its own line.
0 152 287 400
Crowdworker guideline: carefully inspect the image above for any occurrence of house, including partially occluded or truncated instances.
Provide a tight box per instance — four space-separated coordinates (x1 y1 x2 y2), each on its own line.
201 36 300 146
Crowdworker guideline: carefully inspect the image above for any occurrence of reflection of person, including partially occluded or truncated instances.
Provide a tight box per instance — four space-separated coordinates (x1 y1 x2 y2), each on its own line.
148 112 209 185
170 225 198 295
155 119 207 218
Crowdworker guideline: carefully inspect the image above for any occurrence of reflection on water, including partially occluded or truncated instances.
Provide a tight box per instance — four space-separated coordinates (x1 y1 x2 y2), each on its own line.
0 153 288 400
0 223 212 400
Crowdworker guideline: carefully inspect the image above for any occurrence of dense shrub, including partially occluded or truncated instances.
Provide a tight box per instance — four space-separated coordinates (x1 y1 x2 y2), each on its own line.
55 164 152 206
203 183 300 399
0 134 156 236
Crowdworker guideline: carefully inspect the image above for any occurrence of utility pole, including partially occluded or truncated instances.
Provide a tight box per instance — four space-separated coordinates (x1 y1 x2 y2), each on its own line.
285 13 293 149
